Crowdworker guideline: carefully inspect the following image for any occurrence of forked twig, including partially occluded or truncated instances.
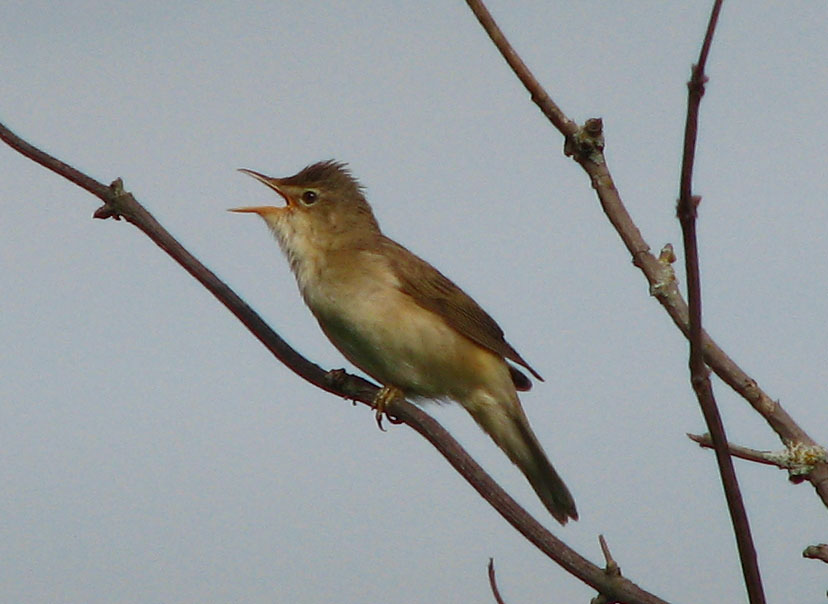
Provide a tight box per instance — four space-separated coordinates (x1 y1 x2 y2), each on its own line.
464 0 828 508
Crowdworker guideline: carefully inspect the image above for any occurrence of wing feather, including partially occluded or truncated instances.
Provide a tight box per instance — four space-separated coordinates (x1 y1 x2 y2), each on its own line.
380 237 543 384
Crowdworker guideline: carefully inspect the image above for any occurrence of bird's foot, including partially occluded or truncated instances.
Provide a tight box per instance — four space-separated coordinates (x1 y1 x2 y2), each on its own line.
373 385 405 431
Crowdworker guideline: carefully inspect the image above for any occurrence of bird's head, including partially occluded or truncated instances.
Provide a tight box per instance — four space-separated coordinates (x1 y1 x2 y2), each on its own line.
230 160 380 251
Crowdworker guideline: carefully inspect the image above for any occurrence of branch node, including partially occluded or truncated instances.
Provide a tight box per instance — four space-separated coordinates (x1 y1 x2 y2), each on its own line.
776 442 828 477
92 178 131 221
658 243 676 265
675 195 702 222
324 368 350 391
649 244 678 297
109 177 126 196
564 118 605 165
687 65 710 94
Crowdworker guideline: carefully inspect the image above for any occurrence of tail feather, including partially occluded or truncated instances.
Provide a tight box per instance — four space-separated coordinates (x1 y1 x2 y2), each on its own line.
465 391 577 524
512 414 578 524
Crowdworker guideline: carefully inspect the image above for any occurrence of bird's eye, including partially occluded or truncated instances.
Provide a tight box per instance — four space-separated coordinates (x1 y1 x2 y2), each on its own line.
301 190 318 205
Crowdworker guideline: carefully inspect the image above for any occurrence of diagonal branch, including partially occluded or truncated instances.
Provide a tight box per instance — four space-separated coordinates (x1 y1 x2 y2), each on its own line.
0 119 668 604
464 0 828 507
464 0 576 138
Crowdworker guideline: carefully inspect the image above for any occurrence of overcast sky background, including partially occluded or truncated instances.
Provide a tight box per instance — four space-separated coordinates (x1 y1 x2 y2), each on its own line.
2 2 826 602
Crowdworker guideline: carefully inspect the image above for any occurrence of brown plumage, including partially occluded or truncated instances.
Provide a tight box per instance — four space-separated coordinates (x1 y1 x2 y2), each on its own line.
231 160 577 523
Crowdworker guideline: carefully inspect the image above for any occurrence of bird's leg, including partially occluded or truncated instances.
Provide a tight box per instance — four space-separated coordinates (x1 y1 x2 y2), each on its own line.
373 385 405 431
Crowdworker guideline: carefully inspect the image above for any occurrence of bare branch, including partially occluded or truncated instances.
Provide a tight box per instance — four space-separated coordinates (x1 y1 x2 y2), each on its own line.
0 119 669 604
676 3 765 602
463 0 828 508
465 0 576 138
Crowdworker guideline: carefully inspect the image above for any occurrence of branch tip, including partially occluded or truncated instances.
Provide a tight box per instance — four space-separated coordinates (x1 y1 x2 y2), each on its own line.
658 244 676 265
92 205 120 221
802 544 828 564
109 177 126 195
598 534 621 577
487 558 507 604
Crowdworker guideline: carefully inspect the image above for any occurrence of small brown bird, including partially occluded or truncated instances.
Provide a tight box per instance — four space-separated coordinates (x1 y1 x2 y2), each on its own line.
231 161 577 524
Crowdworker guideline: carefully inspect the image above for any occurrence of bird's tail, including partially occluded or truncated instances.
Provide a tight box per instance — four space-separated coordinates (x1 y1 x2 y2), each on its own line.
465 391 577 525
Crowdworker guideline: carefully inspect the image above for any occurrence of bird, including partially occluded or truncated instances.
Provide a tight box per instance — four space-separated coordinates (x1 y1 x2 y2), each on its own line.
230 160 577 524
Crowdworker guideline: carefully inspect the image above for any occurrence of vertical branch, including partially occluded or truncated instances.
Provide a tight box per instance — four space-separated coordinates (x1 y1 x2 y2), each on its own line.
676 2 766 603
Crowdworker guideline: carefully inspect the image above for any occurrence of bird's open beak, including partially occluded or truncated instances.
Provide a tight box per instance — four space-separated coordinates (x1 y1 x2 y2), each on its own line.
227 206 280 216
230 168 292 214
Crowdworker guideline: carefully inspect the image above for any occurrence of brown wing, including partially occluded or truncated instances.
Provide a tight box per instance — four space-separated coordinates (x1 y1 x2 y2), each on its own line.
380 236 543 383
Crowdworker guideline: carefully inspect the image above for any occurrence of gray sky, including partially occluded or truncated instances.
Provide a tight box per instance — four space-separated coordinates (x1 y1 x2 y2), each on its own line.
2 2 826 602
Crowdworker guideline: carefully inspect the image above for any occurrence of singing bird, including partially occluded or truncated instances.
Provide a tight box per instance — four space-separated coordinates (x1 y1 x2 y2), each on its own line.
231 161 577 523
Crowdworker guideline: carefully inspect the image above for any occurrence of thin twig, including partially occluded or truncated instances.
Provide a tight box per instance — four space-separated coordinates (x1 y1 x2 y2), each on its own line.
689 433 828 474
464 0 577 137
590 537 621 603
463 0 828 507
487 558 507 604
598 535 621 577
688 434 783 467
676 2 765 603
0 118 668 604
